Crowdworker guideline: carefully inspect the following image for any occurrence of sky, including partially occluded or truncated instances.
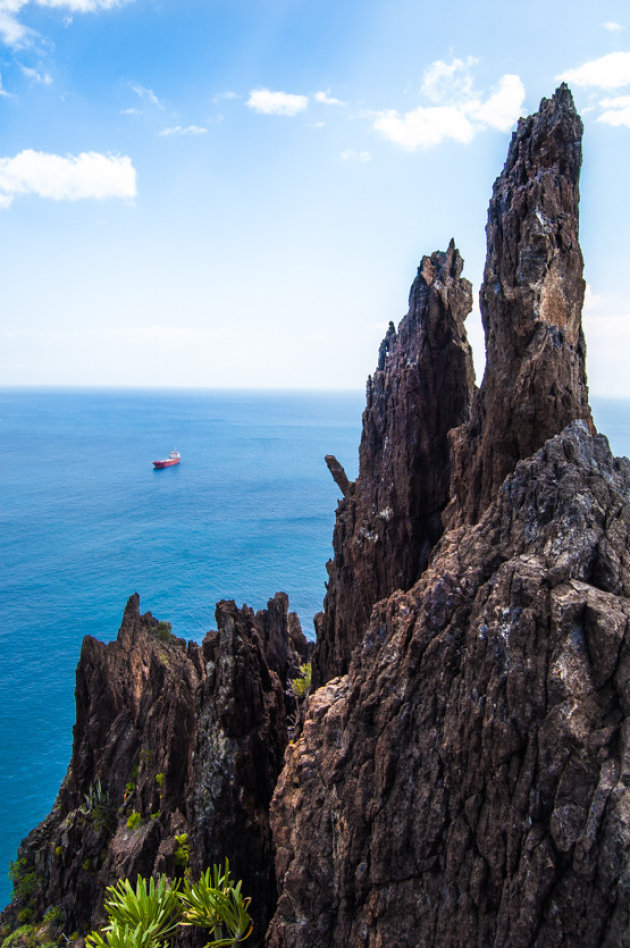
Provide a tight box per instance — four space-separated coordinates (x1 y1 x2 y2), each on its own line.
0 0 629 394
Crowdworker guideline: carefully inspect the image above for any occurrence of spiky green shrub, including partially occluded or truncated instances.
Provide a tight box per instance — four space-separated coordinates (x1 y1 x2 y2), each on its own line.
85 863 252 948
86 876 181 948
179 860 252 945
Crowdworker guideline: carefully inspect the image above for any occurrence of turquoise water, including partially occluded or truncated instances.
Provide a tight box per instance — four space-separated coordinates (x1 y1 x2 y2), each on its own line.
0 387 364 908
0 390 627 909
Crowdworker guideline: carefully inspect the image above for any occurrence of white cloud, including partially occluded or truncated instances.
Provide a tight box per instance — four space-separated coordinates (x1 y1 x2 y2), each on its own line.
121 106 140 115
558 51 630 89
314 90 346 107
468 74 526 131
374 105 475 149
603 21 624 32
0 149 136 207
212 90 238 103
158 124 207 137
0 0 133 48
129 81 163 109
0 71 13 96
0 8 32 47
373 58 524 150
19 62 52 83
598 94 630 126
246 88 308 116
583 283 607 313
340 149 371 162
421 56 478 103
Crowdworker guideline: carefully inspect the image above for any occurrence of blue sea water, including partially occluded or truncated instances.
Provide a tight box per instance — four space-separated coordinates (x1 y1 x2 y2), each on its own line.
0 389 628 909
0 387 364 908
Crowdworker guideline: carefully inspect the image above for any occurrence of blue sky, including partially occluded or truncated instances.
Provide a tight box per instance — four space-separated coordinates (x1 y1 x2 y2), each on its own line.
0 0 629 393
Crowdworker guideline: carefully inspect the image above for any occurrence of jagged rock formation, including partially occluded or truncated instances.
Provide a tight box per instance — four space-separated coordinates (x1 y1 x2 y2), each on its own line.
313 242 475 685
447 83 594 528
268 423 630 946
1 592 308 946
3 84 629 948
267 87 630 946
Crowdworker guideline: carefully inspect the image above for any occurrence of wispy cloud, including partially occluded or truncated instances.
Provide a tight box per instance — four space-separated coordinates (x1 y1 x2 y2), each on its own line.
598 94 630 126
0 71 13 96
341 149 371 162
129 81 164 110
246 87 308 116
373 59 525 150
120 106 140 115
558 51 630 89
421 56 478 103
0 149 136 208
0 7 33 48
158 124 207 137
19 62 52 83
314 90 346 107
603 21 624 33
212 90 238 104
0 0 135 49
374 105 475 149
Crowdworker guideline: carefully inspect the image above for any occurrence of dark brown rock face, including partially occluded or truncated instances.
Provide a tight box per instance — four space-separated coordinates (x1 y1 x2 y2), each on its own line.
267 88 629 947
447 84 594 527
2 592 298 946
268 423 630 947
313 241 475 685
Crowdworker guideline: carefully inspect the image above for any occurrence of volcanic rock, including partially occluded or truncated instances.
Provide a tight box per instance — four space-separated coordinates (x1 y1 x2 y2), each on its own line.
268 423 630 946
447 83 595 528
313 240 475 686
1 592 298 946
267 87 629 946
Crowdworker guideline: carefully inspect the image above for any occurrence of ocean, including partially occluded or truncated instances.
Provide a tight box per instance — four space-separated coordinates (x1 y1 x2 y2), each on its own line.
0 389 627 908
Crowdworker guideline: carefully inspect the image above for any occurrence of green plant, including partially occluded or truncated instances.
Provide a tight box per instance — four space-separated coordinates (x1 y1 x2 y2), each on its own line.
83 859 91 872
43 906 64 928
155 773 164 788
54 846 63 858
16 910 33 926
173 834 189 871
154 622 172 642
79 779 115 833
290 662 311 698
86 875 182 948
126 812 141 830
86 864 252 948
0 924 36 948
8 858 36 902
180 860 252 945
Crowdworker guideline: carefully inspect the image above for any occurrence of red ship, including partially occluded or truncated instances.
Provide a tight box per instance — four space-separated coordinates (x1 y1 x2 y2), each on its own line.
152 450 180 469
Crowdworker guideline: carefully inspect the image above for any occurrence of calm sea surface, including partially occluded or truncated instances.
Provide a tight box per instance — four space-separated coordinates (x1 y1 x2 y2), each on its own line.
0 389 627 907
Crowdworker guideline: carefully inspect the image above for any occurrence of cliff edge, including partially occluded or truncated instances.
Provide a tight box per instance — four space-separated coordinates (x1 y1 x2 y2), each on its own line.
268 86 629 946
2 85 628 948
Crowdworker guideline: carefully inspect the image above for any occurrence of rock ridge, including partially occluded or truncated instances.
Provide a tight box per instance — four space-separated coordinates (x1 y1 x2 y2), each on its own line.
313 239 475 686
447 83 594 528
2 84 629 948
1 592 308 946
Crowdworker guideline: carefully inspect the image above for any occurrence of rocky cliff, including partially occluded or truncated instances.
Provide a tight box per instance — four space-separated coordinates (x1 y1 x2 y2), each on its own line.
2 84 629 948
447 83 594 528
313 241 475 685
268 86 629 945
1 593 308 946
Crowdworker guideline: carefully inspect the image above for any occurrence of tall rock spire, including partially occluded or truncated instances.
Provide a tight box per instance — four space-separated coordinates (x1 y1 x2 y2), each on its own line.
447 84 594 527
312 241 475 685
